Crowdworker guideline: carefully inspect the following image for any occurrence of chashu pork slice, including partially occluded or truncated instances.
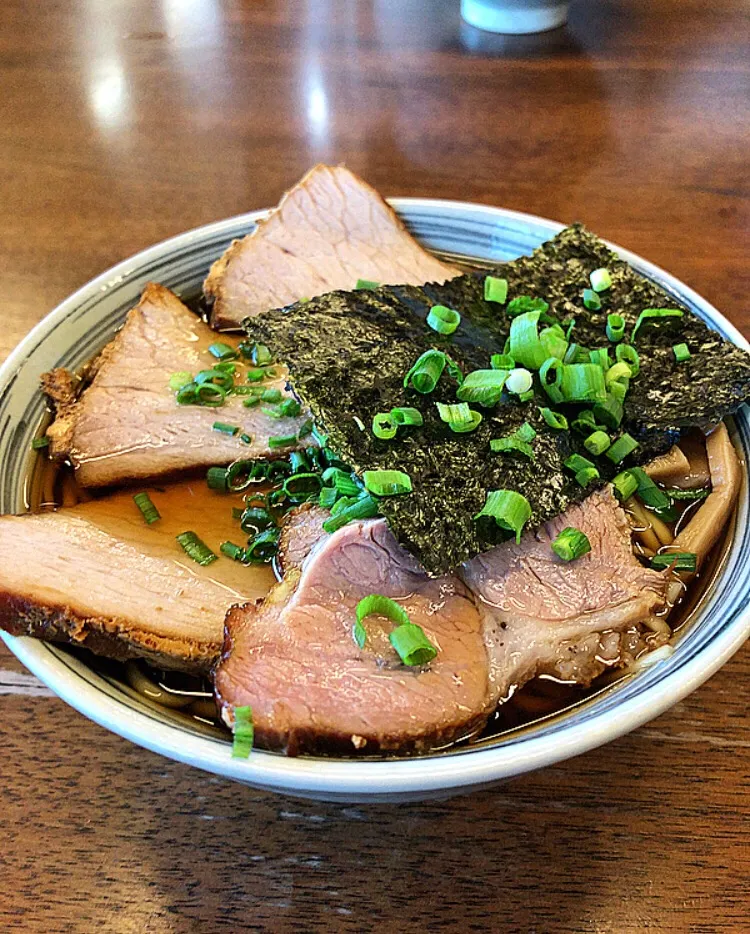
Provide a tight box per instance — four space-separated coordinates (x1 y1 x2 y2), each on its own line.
218 489 668 756
0 483 274 672
461 487 669 703
44 283 309 488
215 514 493 756
204 164 461 329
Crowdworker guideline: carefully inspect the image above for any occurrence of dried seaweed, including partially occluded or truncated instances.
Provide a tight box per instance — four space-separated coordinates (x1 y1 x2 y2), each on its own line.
245 225 750 574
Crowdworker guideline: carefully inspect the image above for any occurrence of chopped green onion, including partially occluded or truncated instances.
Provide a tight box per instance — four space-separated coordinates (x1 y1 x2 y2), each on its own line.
206 466 229 491
195 368 234 390
242 395 260 407
564 343 581 365
551 527 592 561
582 289 601 310
251 344 273 366
213 422 239 436
372 412 398 440
231 705 254 759
491 353 515 370
261 388 282 404
539 358 564 403
516 422 536 443
518 389 535 403
590 268 612 292
506 368 534 396
133 492 161 525
627 467 672 511
575 467 600 487
667 487 710 501
572 409 599 435
673 342 691 363
565 453 596 474
606 433 639 464
539 407 568 430
615 343 640 376
268 434 297 449
404 349 446 394
208 342 237 361
560 364 607 404
650 552 697 573
490 435 534 459
584 430 611 456
169 372 193 392
318 485 339 509
276 398 301 418
298 419 314 438
540 324 568 362
356 593 410 629
389 623 437 667
390 407 423 427
356 278 379 290
332 472 360 497
611 470 638 501
607 381 628 405
245 367 267 382
632 308 684 341
221 541 245 561
589 347 611 371
427 304 461 335
456 369 508 407
363 469 412 497
507 296 549 317
565 318 576 341
605 361 632 389
31 436 50 450
322 493 379 533
245 528 280 562
240 507 273 534
436 401 479 432
606 314 626 342
484 276 508 304
283 472 323 497
592 394 624 429
176 531 217 566
474 489 531 543
509 311 547 370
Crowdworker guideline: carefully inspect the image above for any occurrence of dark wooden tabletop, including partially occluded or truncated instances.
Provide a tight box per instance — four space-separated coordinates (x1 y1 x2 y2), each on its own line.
1 1 748 931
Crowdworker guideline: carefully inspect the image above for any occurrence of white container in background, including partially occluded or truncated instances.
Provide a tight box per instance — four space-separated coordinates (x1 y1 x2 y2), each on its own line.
461 0 570 33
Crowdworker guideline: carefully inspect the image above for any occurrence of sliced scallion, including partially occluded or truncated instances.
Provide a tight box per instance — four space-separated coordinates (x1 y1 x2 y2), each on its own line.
615 343 640 376
31 436 50 450
404 349 446 394
456 369 508 407
605 433 639 464
611 470 638 501
245 528 280 562
268 434 297 449
632 308 684 341
589 347 611 371
133 492 161 525
474 490 531 543
221 541 245 561
673 342 691 363
484 276 508 304
363 469 412 497
650 552 697 573
206 466 229 491
231 705 254 759
389 623 437 667
208 342 237 361
356 279 379 290
427 304 461 335
169 372 193 392
490 435 534 459
213 422 239 436
606 314 626 342
582 289 601 310
564 453 596 474
551 527 592 561
590 267 612 292
390 407 423 427
372 412 398 440
575 466 600 487
505 368 534 396
491 353 515 370
539 407 568 430
560 363 607 404
507 296 549 317
176 531 217 566
592 394 624 429
584 430 611 456
539 358 564 403
321 493 379 534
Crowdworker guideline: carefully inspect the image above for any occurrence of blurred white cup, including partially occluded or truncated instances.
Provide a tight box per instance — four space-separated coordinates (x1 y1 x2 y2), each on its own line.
461 0 570 33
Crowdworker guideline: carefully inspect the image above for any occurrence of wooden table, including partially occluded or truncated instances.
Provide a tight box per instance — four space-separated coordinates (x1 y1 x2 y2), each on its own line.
1 1 747 930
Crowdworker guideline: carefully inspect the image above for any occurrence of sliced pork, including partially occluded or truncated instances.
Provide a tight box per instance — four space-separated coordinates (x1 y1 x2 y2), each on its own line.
215 516 493 756
44 283 309 488
204 164 460 329
461 488 669 704
0 482 274 672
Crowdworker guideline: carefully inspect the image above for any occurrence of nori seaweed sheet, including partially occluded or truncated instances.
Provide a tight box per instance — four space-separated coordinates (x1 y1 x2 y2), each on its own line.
245 225 750 574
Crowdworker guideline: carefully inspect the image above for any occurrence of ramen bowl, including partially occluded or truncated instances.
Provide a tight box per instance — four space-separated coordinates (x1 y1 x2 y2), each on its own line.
1 201 748 803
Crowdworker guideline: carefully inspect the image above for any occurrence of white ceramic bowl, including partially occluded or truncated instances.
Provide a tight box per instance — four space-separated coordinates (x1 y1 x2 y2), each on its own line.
2 201 749 803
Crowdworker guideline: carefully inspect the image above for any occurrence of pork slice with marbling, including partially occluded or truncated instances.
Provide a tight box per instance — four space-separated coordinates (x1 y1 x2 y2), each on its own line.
214 516 492 756
204 164 460 329
44 283 310 488
461 487 669 704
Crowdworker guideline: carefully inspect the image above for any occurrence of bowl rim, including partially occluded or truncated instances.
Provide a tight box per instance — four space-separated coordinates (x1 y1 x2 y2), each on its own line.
2 198 749 797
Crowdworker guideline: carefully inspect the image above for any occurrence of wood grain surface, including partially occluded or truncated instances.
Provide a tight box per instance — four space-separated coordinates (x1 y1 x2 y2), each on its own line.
0 0 748 931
